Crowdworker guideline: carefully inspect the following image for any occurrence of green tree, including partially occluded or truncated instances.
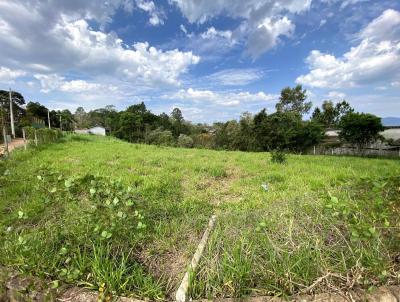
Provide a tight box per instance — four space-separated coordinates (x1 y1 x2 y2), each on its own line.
254 109 323 152
312 100 354 128
276 85 311 116
171 107 188 137
59 110 75 131
234 112 256 151
74 107 88 128
158 112 172 130
254 111 301 151
292 121 324 152
338 112 384 150
334 100 354 125
0 90 27 133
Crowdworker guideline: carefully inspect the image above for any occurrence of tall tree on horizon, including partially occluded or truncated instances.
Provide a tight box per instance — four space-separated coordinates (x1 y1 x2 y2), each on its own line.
275 85 312 116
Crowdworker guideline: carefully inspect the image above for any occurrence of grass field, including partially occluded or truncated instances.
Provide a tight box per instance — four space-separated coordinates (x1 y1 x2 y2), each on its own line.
0 135 399 300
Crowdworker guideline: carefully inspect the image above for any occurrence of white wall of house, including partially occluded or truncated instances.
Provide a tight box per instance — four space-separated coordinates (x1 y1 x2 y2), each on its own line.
88 127 106 136
381 128 400 141
75 127 106 136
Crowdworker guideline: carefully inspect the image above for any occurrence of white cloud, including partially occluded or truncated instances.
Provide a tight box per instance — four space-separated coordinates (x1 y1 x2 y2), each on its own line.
171 0 311 24
135 0 165 26
201 27 233 41
34 74 65 93
246 16 295 58
358 9 400 42
34 74 118 94
55 19 200 85
171 0 311 58
0 2 200 87
0 67 26 82
162 88 277 107
296 9 400 89
205 69 264 86
60 80 102 93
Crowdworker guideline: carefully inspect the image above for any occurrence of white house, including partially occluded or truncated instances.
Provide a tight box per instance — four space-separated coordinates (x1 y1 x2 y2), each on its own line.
75 126 106 136
88 126 106 136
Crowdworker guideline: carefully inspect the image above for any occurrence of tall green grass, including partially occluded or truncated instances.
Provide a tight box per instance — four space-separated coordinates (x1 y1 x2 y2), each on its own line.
0 134 398 300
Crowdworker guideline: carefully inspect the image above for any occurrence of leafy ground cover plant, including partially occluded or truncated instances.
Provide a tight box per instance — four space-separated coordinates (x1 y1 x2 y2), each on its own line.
0 166 163 300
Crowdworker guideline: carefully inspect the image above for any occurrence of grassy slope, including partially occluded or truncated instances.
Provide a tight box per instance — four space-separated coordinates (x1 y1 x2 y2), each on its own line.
0 135 399 300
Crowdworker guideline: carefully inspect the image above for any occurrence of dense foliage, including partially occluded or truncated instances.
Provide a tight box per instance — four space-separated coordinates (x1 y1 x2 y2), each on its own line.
23 127 63 144
338 112 385 149
1 85 385 152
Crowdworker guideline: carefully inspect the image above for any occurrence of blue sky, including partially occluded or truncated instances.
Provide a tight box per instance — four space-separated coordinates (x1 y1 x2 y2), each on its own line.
0 0 399 122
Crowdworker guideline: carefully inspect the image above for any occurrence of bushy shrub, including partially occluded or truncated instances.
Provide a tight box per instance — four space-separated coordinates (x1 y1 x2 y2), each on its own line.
271 150 287 164
192 133 215 149
146 128 175 146
23 127 62 144
177 134 194 148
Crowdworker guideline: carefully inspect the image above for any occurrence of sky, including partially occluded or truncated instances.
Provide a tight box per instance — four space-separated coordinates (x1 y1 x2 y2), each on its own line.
0 0 399 123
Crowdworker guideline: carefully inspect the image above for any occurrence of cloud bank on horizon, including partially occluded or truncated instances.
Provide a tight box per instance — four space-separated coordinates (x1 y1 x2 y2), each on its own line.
0 0 399 122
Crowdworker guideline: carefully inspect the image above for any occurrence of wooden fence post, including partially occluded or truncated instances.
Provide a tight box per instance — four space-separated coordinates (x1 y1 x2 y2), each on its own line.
22 128 27 150
34 129 38 146
313 145 316 155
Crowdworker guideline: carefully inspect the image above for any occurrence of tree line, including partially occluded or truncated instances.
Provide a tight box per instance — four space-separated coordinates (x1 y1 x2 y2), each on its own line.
0 86 385 151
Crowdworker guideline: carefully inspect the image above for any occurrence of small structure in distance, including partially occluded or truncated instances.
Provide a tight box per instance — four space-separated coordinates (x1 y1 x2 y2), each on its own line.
75 126 106 136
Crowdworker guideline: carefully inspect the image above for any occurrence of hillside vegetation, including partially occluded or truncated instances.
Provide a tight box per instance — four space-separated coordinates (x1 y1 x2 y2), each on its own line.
0 135 399 300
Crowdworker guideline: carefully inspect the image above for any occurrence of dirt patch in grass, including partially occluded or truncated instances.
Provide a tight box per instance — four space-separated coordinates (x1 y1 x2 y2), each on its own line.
138 247 188 295
138 229 202 296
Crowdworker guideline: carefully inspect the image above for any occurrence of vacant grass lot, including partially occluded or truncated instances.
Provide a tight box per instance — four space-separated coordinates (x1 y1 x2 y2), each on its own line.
0 135 399 300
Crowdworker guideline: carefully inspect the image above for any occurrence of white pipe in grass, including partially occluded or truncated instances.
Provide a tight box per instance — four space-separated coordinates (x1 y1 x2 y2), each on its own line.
175 215 217 302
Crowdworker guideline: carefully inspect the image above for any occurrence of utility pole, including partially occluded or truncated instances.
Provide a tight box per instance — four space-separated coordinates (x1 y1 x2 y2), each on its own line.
1 102 8 156
9 88 15 138
48 109 51 129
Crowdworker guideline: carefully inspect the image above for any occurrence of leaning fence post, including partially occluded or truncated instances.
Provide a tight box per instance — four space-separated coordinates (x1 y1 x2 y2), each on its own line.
22 128 27 150
34 129 38 146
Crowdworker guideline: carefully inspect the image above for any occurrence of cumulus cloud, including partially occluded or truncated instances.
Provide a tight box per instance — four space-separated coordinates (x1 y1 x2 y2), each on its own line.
171 0 311 58
162 88 277 107
296 9 400 88
0 2 199 87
